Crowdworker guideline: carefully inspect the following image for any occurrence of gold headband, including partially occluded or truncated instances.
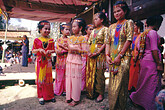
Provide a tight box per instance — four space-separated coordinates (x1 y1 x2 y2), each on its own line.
74 19 81 23
62 25 70 28
87 24 93 27
40 22 50 26
113 4 125 9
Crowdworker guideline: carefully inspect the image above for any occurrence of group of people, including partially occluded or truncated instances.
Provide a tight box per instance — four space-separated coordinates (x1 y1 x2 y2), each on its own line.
32 1 164 109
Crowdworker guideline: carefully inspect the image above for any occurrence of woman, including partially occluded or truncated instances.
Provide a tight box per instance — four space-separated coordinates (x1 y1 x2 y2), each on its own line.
81 24 94 91
32 20 55 105
130 15 163 110
17 35 29 67
54 24 70 96
105 1 134 109
66 18 87 106
128 20 144 92
86 12 108 102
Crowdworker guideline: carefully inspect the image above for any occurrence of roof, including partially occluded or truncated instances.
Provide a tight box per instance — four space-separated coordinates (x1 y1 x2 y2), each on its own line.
0 30 32 40
0 0 99 22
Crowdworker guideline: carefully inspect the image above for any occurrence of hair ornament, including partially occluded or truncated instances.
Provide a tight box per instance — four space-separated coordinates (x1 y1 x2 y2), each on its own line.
113 4 125 9
40 22 50 26
74 19 81 23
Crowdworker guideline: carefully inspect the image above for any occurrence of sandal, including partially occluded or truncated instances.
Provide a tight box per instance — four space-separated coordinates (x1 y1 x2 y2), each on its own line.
68 101 79 107
65 99 72 103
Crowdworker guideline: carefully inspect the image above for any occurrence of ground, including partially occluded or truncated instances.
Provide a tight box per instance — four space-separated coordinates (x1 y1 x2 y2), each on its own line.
0 64 140 110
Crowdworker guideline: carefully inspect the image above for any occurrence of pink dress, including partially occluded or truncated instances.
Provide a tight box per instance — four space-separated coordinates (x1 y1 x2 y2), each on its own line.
54 37 68 95
66 35 87 101
130 30 161 110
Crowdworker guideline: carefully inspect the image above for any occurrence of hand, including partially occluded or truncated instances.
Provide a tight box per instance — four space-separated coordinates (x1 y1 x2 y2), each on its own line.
114 55 121 66
88 53 92 57
157 63 163 72
38 48 45 54
46 50 51 55
106 56 113 65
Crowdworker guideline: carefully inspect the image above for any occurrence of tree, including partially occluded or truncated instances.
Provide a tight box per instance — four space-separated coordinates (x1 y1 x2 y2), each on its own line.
0 16 5 29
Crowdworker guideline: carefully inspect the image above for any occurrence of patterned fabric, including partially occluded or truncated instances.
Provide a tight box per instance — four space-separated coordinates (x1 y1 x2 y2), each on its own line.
32 37 55 100
66 35 87 101
54 37 68 95
155 89 165 110
86 26 108 99
105 19 134 110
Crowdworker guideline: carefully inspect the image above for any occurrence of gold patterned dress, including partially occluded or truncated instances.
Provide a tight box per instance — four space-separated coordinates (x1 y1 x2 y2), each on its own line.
86 26 108 99
105 19 133 110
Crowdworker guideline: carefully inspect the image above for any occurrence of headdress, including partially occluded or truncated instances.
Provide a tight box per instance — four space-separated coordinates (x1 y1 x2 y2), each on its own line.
74 19 81 23
87 24 94 27
62 25 70 28
40 22 50 26
113 4 125 9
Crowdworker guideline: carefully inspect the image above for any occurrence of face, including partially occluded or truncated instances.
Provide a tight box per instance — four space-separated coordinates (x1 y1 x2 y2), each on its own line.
134 24 138 33
113 7 126 21
93 15 103 27
61 27 70 36
23 36 26 40
72 21 81 35
86 26 93 35
40 24 50 37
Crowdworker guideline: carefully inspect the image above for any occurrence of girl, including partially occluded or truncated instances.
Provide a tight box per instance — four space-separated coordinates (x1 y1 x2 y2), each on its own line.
32 20 55 105
105 1 134 109
54 24 70 96
130 15 163 110
128 20 143 92
66 18 87 106
86 12 108 102
81 24 94 91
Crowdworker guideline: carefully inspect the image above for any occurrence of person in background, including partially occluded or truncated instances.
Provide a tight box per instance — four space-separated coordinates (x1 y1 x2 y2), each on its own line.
86 12 108 102
32 20 55 105
81 24 94 91
54 24 70 96
105 1 133 109
130 15 163 110
16 35 29 67
66 18 87 106
128 20 144 93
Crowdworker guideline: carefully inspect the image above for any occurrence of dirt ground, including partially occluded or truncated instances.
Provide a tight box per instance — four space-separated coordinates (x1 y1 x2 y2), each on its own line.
0 64 141 110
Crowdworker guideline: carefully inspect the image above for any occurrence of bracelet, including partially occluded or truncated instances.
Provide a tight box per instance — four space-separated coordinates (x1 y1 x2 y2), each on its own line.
106 54 109 56
119 53 123 58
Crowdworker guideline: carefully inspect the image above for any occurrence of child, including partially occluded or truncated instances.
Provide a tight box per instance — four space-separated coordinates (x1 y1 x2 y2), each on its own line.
32 20 55 105
81 24 94 91
86 12 108 102
66 18 87 106
54 24 70 96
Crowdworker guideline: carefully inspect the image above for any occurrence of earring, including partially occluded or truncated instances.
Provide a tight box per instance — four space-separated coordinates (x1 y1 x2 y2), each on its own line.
79 31 82 35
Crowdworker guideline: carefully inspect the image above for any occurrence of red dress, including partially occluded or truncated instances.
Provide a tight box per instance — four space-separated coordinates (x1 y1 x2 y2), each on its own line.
32 37 55 100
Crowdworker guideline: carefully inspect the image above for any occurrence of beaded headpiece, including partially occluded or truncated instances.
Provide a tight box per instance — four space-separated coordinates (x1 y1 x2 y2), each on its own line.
74 19 81 23
62 25 70 28
113 4 125 9
40 22 50 26
87 24 93 27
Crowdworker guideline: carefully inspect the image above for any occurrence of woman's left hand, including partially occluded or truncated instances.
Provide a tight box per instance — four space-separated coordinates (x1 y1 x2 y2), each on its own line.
90 52 99 58
114 55 121 66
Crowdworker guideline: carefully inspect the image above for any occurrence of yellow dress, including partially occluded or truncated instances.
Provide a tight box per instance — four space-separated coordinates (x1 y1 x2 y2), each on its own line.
86 26 108 99
105 19 134 110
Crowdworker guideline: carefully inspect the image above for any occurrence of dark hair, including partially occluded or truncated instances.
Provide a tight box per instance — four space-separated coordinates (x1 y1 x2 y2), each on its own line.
146 15 163 28
23 35 28 40
114 1 130 18
60 24 70 34
72 18 86 33
134 20 144 32
95 11 107 24
37 20 50 33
